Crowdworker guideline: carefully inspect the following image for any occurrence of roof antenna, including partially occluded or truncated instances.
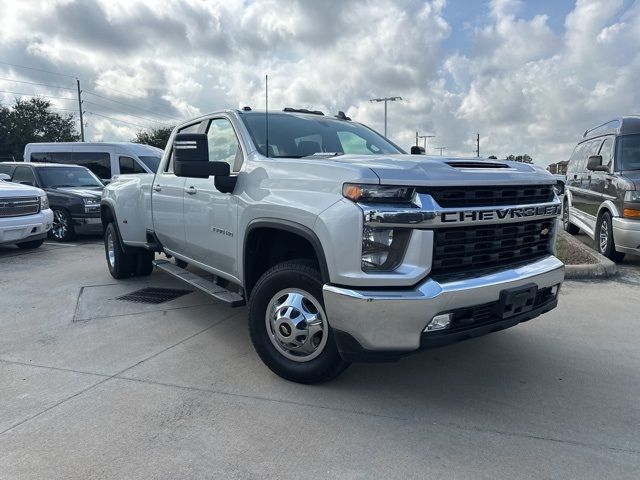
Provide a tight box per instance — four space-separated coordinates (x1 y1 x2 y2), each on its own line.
265 74 269 158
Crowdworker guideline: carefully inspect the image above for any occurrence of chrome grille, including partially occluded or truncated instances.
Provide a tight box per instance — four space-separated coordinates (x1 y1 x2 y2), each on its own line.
431 219 554 278
0 196 40 217
418 185 554 208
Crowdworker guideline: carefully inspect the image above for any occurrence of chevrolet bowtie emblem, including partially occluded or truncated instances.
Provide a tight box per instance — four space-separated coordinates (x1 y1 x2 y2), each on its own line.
540 228 549 235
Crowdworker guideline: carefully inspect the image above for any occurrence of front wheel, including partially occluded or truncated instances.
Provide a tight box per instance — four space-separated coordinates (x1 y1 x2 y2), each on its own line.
49 208 76 242
248 260 349 384
16 238 44 249
104 223 136 279
596 212 625 262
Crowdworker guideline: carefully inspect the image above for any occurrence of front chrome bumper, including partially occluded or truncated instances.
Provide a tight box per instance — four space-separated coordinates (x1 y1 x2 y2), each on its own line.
613 217 640 255
323 255 564 355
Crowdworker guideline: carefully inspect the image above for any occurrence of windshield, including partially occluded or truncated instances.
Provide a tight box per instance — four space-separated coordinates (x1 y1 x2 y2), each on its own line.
240 112 403 158
138 155 161 172
38 167 104 188
616 134 640 170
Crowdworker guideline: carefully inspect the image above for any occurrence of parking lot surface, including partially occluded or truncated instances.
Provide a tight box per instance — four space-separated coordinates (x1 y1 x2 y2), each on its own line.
1 238 639 479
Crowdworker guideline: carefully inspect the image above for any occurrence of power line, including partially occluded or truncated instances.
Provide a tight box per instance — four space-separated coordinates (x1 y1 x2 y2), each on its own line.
0 89 76 100
83 100 171 126
0 76 74 90
84 89 178 120
0 61 77 79
86 111 153 129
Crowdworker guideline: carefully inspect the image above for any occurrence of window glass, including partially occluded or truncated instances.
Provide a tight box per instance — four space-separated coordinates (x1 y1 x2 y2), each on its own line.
12 166 36 185
71 152 111 179
616 134 640 171
119 156 146 174
138 155 160 173
38 167 103 188
206 118 240 170
166 122 201 172
0 164 13 175
30 152 72 163
241 112 402 158
598 137 614 169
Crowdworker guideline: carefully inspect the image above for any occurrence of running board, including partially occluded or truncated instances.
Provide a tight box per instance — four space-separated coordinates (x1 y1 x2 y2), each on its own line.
153 259 245 307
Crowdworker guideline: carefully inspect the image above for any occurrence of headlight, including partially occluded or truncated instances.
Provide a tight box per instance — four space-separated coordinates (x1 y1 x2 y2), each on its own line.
83 197 99 205
553 180 564 196
623 190 640 218
39 194 49 210
361 227 411 272
624 190 640 202
343 184 415 203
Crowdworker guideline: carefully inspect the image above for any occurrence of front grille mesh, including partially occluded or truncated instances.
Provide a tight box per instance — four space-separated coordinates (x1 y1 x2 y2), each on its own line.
0 196 40 217
431 219 554 278
419 185 554 208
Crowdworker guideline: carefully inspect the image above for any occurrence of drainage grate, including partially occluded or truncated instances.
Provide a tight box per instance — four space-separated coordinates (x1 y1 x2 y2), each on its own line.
116 287 193 304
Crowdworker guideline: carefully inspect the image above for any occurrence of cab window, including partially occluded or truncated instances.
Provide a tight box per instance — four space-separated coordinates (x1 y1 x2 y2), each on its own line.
12 166 36 186
206 118 241 171
598 138 614 170
119 156 146 174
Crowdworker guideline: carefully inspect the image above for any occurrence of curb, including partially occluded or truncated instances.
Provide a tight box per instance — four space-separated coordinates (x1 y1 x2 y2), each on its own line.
560 230 617 279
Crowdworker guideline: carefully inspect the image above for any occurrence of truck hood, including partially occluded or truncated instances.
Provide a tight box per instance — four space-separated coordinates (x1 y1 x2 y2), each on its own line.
326 154 555 186
621 170 640 190
0 181 45 198
48 186 103 199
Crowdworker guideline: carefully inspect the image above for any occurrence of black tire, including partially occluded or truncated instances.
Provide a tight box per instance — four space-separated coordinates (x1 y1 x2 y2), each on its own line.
563 200 579 235
16 238 44 249
248 260 350 384
596 212 625 262
104 223 136 279
49 208 76 242
135 250 155 276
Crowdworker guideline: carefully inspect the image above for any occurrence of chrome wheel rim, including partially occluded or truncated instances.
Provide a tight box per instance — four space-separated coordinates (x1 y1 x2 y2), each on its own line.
106 231 116 268
599 219 609 252
51 210 68 239
265 288 328 362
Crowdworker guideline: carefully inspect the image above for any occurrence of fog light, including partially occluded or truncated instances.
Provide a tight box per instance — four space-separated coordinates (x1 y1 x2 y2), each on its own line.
551 284 560 296
425 313 452 332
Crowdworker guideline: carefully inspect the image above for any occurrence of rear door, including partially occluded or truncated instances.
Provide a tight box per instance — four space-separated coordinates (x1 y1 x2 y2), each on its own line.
152 122 203 254
182 116 241 278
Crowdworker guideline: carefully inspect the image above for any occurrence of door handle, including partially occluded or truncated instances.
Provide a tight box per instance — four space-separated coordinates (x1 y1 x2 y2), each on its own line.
152 184 162 192
185 186 197 195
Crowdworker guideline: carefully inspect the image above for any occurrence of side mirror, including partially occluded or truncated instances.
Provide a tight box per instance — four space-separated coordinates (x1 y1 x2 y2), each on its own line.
587 155 608 172
410 145 425 155
174 133 230 178
0 173 10 181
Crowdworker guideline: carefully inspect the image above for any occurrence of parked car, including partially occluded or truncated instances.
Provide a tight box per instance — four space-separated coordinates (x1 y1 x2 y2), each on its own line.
24 142 163 183
0 162 103 241
101 107 564 383
0 173 53 249
564 116 640 261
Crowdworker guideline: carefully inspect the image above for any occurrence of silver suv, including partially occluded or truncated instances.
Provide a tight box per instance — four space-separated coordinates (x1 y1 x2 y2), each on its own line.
563 117 640 261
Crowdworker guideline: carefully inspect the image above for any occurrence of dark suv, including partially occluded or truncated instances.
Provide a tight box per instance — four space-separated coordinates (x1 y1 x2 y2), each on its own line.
563 116 640 261
0 163 104 241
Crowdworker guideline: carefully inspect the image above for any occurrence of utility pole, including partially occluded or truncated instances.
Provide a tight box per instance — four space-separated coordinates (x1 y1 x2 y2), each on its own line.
476 133 480 157
76 78 85 142
435 146 447 156
369 96 402 137
418 134 435 151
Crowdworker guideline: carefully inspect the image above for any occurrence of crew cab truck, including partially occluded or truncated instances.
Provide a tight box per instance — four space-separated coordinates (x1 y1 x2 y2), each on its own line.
101 108 565 383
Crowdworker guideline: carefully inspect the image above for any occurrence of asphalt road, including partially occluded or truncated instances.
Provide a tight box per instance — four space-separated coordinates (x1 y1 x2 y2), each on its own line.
1 237 639 479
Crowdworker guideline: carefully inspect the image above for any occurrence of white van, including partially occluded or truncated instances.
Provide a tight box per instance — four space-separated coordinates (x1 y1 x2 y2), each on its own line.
24 142 163 183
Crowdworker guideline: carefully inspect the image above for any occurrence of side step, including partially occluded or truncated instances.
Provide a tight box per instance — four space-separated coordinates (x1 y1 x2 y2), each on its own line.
153 259 245 307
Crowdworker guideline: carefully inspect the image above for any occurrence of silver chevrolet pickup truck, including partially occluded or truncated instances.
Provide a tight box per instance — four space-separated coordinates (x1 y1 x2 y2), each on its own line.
101 108 564 383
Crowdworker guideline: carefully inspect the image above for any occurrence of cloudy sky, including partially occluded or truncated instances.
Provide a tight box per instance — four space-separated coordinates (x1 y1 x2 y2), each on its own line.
0 0 638 165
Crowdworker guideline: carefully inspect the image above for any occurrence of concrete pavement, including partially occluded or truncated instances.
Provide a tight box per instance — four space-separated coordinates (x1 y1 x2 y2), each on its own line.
1 239 639 479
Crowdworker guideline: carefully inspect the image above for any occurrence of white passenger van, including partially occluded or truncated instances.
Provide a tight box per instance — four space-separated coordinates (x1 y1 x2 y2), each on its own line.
24 142 163 183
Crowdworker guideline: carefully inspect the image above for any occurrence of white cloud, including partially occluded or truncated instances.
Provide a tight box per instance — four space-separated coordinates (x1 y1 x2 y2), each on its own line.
0 0 639 165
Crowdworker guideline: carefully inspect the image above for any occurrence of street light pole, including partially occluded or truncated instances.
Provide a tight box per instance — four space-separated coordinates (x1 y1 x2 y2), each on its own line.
435 146 447 156
369 96 402 137
418 134 435 151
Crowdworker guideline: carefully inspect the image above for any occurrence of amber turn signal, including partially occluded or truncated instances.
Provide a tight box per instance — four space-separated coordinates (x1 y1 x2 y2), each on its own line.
623 208 640 218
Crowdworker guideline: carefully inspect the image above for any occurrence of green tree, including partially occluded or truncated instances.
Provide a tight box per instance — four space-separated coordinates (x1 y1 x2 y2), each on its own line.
505 154 533 164
132 126 173 150
0 97 79 161
487 155 497 159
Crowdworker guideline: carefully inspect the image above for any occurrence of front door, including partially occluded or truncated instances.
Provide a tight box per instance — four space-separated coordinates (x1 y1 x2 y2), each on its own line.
183 117 242 280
